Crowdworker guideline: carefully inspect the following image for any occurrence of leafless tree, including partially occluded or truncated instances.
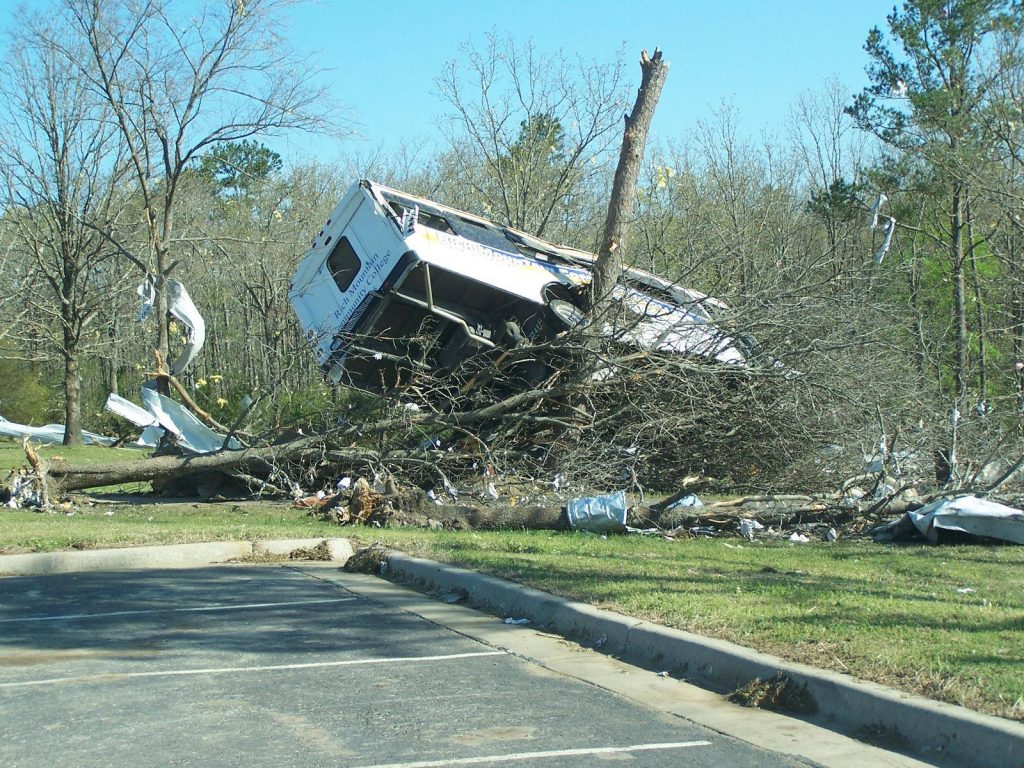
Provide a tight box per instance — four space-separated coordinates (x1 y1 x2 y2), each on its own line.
435 33 627 243
787 77 869 273
0 8 133 444
60 0 338 388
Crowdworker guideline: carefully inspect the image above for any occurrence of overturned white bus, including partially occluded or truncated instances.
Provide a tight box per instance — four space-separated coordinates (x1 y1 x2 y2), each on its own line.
289 180 745 391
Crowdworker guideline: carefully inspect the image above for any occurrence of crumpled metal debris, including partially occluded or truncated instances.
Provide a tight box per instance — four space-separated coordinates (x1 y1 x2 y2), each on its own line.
869 192 887 229
566 490 628 534
869 192 896 264
874 496 1024 545
104 389 241 455
104 394 161 448
873 217 896 264
100 279 240 455
0 415 120 447
139 389 240 453
908 496 1024 545
137 277 206 376
666 493 703 511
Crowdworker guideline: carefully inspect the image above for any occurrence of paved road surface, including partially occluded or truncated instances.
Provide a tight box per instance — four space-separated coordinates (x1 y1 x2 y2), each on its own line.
0 564 924 768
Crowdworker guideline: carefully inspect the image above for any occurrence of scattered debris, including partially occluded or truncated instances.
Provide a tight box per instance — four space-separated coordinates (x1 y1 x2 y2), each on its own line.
286 540 334 561
729 674 818 715
3 470 44 509
739 518 764 540
504 617 530 625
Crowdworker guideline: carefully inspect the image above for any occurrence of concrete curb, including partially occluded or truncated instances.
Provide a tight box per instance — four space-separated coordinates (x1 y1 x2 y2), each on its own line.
0 538 353 576
382 550 1024 768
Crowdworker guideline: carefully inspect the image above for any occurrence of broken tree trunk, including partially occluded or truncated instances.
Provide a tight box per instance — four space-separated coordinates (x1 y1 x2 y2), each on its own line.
45 436 354 494
22 437 51 508
587 48 669 311
151 350 242 438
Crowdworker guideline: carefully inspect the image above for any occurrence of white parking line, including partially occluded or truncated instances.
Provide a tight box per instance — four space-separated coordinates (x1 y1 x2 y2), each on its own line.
346 741 713 767
0 650 506 689
0 597 358 624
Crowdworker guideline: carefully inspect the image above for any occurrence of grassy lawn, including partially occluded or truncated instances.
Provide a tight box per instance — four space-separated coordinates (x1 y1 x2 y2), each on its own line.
2 438 1022 720
0 501 341 553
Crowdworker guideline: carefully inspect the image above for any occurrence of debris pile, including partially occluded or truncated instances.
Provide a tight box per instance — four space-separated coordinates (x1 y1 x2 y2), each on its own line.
1 259 1021 549
2 470 45 509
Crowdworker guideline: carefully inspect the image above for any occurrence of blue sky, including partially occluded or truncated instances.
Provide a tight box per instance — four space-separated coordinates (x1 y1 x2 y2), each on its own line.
272 0 897 164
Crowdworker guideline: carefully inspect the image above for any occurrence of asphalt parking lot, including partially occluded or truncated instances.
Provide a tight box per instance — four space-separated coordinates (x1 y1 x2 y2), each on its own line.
0 561 949 768
0 563 827 768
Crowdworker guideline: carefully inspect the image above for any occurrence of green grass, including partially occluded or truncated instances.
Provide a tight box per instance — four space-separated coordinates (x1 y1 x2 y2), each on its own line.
2 437 1022 720
0 501 342 554
0 438 146 467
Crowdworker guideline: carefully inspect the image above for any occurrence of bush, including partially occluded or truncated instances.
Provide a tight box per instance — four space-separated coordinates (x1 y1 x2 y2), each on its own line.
0 358 57 424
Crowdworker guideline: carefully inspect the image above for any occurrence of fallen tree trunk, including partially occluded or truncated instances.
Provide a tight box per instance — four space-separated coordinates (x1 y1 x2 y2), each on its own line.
46 436 348 493
634 494 946 533
431 504 566 530
42 383 589 495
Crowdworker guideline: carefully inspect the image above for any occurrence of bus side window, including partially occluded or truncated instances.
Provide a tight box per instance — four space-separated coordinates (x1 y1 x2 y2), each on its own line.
327 236 361 292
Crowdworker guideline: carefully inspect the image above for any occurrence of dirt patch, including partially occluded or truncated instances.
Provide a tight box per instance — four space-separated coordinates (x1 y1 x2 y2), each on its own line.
855 723 910 751
0 648 161 666
728 674 818 715
344 544 390 574
450 725 537 746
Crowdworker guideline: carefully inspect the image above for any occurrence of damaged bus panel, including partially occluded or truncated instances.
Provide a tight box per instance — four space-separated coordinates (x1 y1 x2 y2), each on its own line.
289 180 744 391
